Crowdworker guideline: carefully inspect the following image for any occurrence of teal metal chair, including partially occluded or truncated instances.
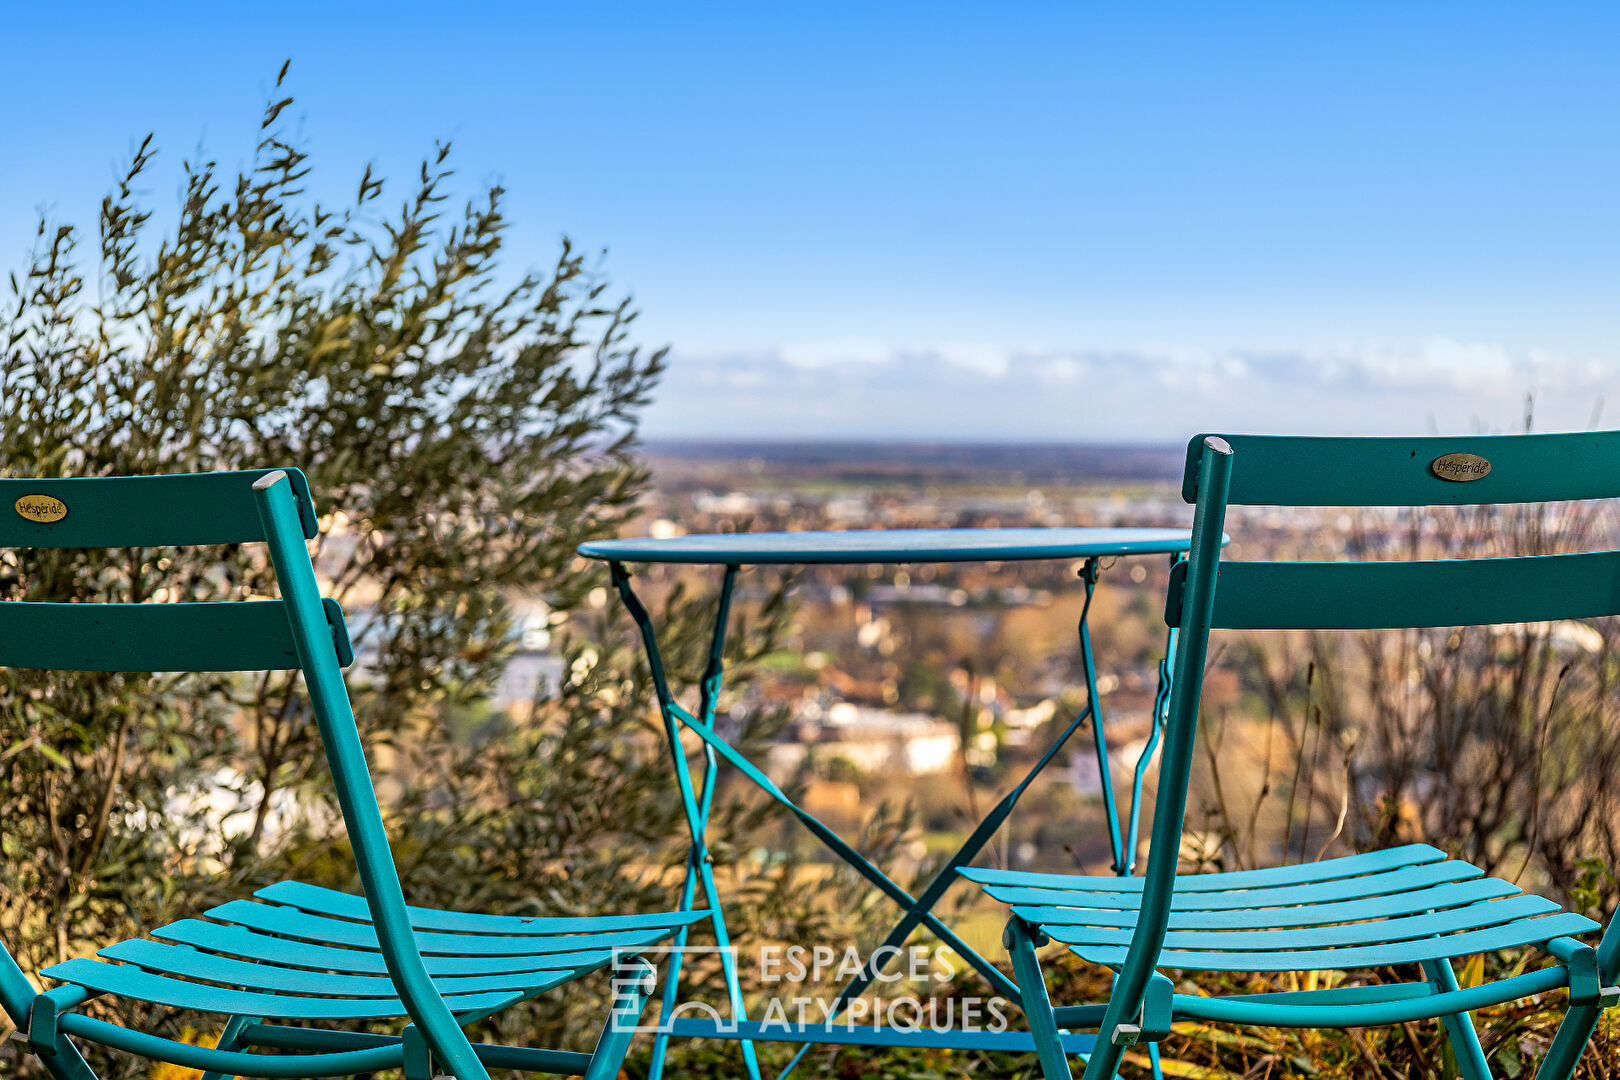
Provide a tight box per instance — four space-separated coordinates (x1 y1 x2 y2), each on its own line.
0 470 703 1080
964 433 1620 1080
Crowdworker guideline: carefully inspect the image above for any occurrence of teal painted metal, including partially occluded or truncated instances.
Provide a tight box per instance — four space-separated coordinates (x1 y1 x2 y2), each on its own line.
199 898 699 956
1084 437 1235 1080
66 1016 606 1080
238 1023 594 1076
982 853 1484 912
587 529 1197 1079
1 929 34 1030
255 470 492 1079
608 563 763 1080
252 880 702 935
0 598 351 671
1423 958 1493 1080
645 856 700 1080
1181 431 1620 506
55 1014 409 1079
1060 911 1598 971
665 1017 1097 1053
1168 967 1574 1028
581 526 1195 565
1003 877 1527 930
657 695 1022 990
1538 907 1620 1077
1043 893 1570 953
196 1012 258 1080
582 958 657 1080
969 841 1450 891
0 470 317 548
153 918 676 974
1208 551 1620 630
1 468 696 1080
1204 982 1435 1008
1123 558 1180 875
39 959 529 1021
1007 918 1076 1079
970 431 1620 1080
92 940 577 999
1076 560 1125 872
801 558 1130 1017
780 552 1183 1080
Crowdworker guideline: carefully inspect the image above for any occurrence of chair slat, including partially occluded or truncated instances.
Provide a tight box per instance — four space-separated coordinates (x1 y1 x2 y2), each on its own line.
255 880 707 936
1208 552 1620 630
1062 911 1599 971
981 860 1481 912
0 470 316 548
99 940 574 1000
0 598 352 671
208 900 692 956
1185 432 1620 506
961 844 1447 892
1009 877 1523 931
1050 893 1562 951
40 958 522 1021
153 919 671 976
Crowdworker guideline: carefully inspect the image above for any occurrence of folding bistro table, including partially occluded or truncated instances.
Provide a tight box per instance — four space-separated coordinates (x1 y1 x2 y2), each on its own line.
578 528 1195 1078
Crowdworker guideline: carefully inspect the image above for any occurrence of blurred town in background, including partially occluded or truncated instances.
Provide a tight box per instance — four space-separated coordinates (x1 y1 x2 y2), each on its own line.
634 441 1192 876
486 439 1532 894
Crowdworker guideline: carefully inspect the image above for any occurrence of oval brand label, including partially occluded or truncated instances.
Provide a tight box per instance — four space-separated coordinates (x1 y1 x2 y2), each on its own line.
1431 453 1492 483
14 494 68 523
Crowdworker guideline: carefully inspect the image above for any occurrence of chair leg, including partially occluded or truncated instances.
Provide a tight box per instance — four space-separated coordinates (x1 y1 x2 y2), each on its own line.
1533 1003 1603 1080
1077 1023 1125 1079
583 956 658 1080
24 989 101 1080
28 1035 101 1080
1422 959 1492 1080
1005 917 1077 1080
198 1013 258 1080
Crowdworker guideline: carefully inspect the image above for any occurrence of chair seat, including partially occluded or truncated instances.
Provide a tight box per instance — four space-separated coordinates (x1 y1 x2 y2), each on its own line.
41 880 706 1021
961 844 1600 972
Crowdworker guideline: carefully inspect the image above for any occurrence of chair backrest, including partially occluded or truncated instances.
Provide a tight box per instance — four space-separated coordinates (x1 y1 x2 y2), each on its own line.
0 472 354 672
1111 431 1620 1020
0 470 442 1045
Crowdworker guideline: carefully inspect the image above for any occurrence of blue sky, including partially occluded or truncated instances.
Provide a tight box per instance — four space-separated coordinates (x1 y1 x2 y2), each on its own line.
3 2 1617 440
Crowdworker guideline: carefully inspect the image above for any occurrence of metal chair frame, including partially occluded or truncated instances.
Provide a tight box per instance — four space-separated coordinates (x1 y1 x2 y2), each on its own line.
970 432 1620 1080
0 470 693 1080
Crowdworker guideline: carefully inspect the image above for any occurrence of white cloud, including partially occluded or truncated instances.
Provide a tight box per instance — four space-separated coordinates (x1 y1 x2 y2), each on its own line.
644 339 1620 440
778 337 893 368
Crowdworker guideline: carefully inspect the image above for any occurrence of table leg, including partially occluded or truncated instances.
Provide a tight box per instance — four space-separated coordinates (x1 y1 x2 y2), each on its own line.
779 556 1134 1077
610 563 762 1080
1123 552 1183 876
661 694 1018 992
1075 558 1128 874
646 850 701 1080
610 554 1175 1080
613 563 1025 1075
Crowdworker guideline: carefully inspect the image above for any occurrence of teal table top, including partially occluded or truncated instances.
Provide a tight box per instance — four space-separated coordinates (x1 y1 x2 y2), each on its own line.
578 527 1196 566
